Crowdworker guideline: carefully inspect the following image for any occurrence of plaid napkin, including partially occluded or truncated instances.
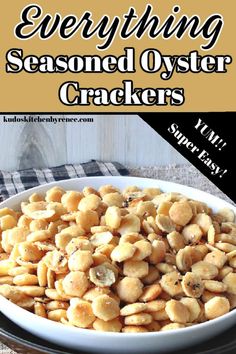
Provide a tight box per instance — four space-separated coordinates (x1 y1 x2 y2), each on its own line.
0 161 129 202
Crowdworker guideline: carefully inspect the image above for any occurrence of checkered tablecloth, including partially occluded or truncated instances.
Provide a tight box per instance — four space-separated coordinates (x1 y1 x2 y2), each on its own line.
0 160 128 202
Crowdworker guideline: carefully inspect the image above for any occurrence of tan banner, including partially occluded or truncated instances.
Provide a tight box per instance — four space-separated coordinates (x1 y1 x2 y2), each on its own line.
0 0 235 112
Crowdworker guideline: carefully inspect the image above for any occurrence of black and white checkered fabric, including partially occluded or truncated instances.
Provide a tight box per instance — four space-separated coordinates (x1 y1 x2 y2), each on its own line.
0 161 129 202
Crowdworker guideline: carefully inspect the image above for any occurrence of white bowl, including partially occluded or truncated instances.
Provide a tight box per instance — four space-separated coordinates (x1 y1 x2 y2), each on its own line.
0 176 236 353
